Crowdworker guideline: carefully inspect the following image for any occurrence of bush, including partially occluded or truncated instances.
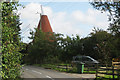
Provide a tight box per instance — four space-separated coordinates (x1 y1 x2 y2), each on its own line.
1 2 23 79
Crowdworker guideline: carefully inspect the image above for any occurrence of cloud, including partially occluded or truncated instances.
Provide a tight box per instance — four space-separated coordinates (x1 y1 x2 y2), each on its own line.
19 0 91 2
18 3 53 42
18 3 109 43
50 12 84 36
72 9 109 30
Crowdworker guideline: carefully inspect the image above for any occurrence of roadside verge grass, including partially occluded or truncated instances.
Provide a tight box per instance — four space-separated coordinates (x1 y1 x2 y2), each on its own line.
32 64 96 74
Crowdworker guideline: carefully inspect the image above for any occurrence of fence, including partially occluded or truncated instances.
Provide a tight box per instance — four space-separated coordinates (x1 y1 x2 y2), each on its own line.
57 64 73 71
96 63 120 80
56 63 97 73
84 64 97 74
55 63 120 79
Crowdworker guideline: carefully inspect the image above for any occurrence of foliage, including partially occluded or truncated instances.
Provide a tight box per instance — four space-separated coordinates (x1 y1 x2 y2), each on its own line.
28 28 59 64
26 26 120 64
90 1 120 34
90 28 112 59
90 1 120 62
87 28 118 63
59 35 82 63
1 2 23 79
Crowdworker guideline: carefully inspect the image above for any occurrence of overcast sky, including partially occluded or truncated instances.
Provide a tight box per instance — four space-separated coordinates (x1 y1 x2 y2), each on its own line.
18 1 109 43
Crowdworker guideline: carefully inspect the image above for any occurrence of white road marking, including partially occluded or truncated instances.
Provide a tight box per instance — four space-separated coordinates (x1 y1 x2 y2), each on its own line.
31 70 42 74
46 75 54 80
26 69 28 70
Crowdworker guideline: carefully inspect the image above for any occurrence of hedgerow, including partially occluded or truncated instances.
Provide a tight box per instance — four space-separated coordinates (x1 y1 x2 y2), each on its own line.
1 2 23 79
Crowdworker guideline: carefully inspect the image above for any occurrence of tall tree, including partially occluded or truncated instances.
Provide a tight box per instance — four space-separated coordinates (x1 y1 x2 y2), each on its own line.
90 0 120 58
28 28 58 64
59 35 82 63
88 28 117 63
90 0 120 35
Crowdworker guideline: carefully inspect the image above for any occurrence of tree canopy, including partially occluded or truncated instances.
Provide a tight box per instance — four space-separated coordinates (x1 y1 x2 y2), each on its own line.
90 0 120 35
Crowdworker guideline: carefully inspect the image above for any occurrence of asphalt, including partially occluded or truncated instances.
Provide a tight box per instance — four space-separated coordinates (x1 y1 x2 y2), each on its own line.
21 65 96 80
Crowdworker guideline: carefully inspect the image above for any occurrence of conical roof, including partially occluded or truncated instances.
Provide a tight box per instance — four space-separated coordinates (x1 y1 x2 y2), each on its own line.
37 15 53 32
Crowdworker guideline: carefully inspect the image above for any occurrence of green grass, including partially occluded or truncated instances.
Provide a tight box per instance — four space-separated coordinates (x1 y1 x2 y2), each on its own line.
104 75 118 78
32 63 97 74
96 75 119 80
32 64 120 80
84 70 96 74
96 70 119 80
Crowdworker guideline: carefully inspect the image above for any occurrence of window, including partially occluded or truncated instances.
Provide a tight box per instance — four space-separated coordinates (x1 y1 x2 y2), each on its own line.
82 57 92 62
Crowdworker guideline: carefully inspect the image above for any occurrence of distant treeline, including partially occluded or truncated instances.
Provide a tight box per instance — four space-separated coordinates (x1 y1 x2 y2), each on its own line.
22 27 120 65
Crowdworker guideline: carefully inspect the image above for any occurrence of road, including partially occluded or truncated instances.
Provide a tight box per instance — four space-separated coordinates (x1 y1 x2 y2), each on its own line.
21 65 95 80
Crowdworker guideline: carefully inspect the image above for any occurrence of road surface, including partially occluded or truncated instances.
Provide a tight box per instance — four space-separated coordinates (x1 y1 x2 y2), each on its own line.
21 65 95 80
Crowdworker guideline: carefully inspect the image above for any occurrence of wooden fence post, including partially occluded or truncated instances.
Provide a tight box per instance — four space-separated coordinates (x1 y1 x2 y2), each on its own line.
118 69 120 80
96 64 98 79
66 64 68 71
112 65 115 80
